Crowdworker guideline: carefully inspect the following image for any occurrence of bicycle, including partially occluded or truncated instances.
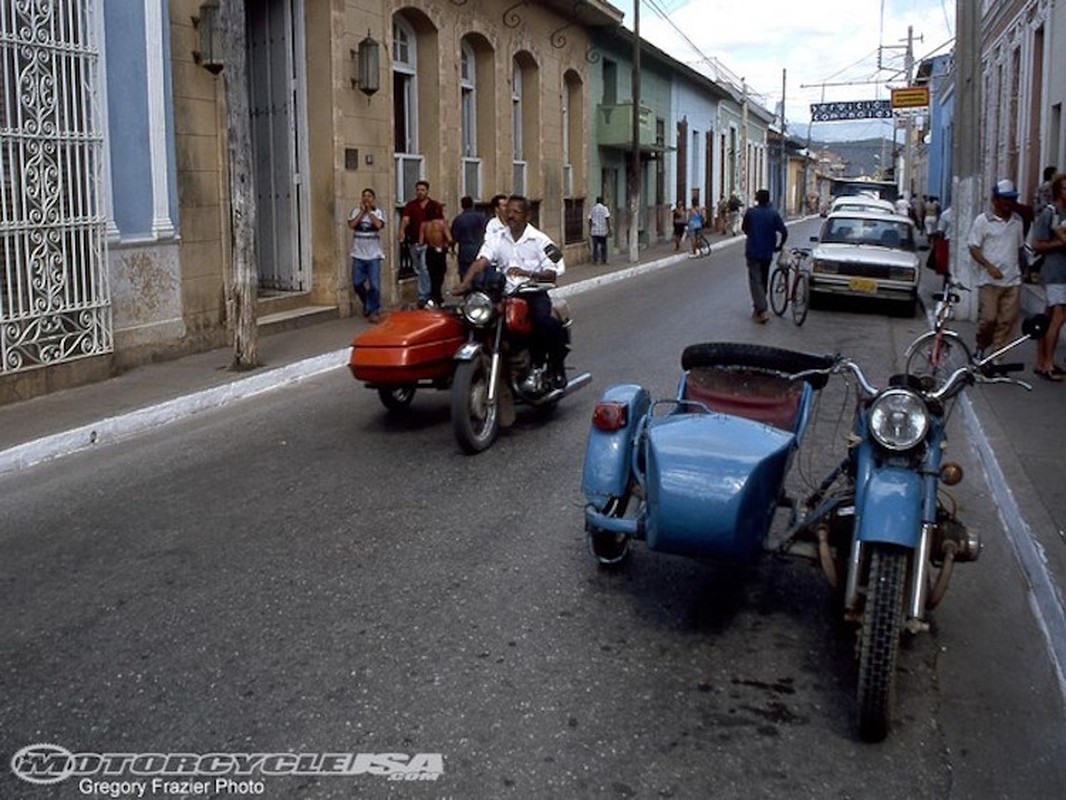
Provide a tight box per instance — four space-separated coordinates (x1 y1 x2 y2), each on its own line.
768 247 811 325
904 279 973 387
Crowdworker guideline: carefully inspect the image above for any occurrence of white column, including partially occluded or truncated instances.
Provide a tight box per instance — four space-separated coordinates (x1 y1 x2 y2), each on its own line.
145 0 174 239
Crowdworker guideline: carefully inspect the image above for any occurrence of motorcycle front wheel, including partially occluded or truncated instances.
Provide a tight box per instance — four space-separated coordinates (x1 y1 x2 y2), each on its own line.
856 543 907 742
451 357 500 454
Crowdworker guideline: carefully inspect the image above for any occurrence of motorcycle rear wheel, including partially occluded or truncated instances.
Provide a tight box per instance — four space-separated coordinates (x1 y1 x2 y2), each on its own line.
451 357 499 454
856 543 907 742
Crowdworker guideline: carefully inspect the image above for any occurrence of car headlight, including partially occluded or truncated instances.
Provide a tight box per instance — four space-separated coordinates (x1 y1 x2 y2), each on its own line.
812 259 838 274
462 292 494 325
868 388 929 451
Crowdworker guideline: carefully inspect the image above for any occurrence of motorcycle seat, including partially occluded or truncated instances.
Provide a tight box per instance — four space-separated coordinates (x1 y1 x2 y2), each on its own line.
681 367 803 433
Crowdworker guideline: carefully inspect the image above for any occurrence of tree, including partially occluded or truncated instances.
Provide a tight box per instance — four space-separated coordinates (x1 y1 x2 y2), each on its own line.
220 0 258 370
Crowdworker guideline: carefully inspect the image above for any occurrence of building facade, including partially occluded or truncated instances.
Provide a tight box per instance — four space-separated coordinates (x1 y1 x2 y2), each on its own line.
0 0 625 403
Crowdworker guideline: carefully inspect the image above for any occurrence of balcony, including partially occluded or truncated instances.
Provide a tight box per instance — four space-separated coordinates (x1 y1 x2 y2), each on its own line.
596 103 663 152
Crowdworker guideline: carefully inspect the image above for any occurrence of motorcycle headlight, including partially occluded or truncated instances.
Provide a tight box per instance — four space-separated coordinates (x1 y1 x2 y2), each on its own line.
462 292 494 325
868 388 930 451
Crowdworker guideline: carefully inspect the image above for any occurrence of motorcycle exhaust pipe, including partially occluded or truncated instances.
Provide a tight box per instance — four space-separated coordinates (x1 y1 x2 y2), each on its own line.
927 541 957 609
540 371 593 403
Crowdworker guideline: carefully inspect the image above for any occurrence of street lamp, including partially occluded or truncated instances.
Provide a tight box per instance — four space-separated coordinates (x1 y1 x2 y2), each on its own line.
192 0 223 75
351 31 380 97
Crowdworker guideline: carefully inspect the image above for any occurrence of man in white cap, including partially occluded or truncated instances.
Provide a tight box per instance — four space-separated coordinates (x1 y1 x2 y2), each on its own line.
967 179 1025 358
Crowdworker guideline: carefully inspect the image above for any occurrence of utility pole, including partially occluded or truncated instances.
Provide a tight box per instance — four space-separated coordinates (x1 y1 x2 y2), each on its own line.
780 69 787 212
953 0 980 320
220 0 259 369
628 1 641 263
740 79 749 201
902 25 914 200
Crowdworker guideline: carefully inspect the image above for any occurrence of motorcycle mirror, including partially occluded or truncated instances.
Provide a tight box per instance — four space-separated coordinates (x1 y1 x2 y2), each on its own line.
1022 313 1049 339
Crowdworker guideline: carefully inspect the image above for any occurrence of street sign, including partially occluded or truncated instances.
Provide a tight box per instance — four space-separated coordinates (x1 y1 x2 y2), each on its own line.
891 86 930 109
810 100 893 122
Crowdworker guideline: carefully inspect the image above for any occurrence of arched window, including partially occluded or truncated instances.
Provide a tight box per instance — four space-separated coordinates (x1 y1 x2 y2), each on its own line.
392 16 423 206
392 18 418 155
512 58 525 194
460 39 480 197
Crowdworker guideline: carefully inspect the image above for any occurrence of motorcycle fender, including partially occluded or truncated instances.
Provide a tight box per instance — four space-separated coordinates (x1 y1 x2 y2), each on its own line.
453 342 482 362
855 465 923 547
581 384 651 508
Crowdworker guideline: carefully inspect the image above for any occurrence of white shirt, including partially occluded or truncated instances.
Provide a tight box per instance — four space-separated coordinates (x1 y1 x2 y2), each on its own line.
348 206 386 260
589 202 611 236
484 216 507 244
936 207 952 240
967 210 1024 287
476 223 566 292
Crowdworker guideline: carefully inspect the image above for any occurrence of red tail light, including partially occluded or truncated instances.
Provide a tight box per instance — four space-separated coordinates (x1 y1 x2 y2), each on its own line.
592 401 627 431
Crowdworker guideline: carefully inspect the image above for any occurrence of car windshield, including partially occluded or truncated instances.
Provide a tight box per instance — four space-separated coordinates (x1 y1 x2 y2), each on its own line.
822 217 915 250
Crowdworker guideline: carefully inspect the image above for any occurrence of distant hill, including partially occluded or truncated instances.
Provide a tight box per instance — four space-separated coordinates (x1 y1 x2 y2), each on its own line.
811 137 896 180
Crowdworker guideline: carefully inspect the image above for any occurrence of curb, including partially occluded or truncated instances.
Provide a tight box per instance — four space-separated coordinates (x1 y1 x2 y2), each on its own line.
0 351 345 477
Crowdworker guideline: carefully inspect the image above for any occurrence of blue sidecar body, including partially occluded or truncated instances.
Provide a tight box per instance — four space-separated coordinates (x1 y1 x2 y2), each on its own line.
582 343 833 561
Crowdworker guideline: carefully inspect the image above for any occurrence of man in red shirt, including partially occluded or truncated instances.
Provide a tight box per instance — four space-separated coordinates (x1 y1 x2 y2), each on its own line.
398 180 435 306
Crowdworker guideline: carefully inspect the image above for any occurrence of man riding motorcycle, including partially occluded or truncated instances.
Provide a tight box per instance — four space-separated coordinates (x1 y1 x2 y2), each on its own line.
453 195 569 388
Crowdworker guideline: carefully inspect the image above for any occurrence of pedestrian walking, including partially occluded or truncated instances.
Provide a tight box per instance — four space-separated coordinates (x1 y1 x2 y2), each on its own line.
672 203 686 251
923 196 940 238
1032 172 1066 381
686 204 705 258
968 179 1025 359
419 200 452 307
741 189 788 323
588 196 611 264
727 193 742 236
398 179 435 306
450 196 487 283
348 187 385 323
1034 165 1057 209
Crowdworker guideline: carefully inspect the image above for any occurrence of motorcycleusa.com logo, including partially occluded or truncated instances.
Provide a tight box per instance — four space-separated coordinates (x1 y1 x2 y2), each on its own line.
11 743 443 788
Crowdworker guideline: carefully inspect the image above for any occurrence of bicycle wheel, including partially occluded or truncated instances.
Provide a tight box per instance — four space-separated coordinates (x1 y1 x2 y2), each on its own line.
905 330 973 387
769 267 789 316
791 272 810 326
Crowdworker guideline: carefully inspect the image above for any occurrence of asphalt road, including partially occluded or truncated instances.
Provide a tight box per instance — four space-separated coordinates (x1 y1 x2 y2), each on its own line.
3 222 1065 799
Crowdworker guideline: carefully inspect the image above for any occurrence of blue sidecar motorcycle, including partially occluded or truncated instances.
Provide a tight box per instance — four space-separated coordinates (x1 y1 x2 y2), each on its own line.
581 325 1045 741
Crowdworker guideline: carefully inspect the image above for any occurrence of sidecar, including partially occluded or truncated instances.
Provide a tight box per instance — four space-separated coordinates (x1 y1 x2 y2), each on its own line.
349 308 466 410
582 343 834 564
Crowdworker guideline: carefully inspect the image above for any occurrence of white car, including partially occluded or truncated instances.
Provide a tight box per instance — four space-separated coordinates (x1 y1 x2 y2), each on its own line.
827 196 898 216
809 211 920 316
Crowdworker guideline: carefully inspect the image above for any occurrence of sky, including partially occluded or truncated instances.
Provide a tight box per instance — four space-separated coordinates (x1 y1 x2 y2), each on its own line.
616 0 956 142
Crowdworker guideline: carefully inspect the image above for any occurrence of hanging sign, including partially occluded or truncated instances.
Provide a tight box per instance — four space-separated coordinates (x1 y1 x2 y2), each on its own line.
891 86 930 109
809 100 893 121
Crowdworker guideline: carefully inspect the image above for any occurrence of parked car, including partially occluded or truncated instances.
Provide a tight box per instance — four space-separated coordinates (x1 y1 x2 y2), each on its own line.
809 211 920 316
